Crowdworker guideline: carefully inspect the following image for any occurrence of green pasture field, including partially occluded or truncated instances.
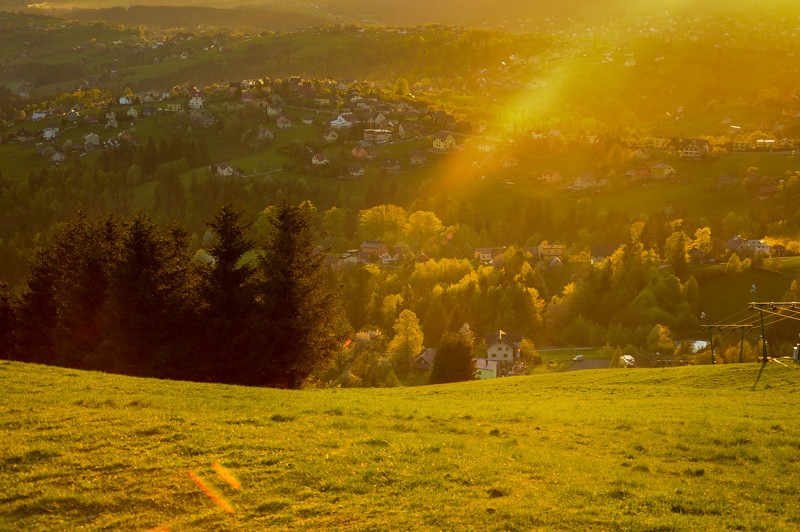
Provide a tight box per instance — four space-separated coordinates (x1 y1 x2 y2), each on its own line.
442 151 799 222
2 360 799 530
0 144 46 179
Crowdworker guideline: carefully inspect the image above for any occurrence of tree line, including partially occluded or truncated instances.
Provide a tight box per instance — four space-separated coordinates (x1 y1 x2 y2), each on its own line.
0 203 345 388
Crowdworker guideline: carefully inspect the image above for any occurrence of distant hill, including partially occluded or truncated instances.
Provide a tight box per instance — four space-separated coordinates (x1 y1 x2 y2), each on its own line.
64 5 330 32
4 0 799 30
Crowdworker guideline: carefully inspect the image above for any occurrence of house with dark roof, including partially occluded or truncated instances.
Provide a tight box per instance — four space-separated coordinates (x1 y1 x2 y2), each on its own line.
412 348 437 372
681 139 710 159
484 331 522 363
432 131 456 151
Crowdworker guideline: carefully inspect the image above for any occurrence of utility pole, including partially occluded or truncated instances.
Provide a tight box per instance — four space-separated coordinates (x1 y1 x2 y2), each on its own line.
709 326 715 365
749 302 800 366
700 325 753 364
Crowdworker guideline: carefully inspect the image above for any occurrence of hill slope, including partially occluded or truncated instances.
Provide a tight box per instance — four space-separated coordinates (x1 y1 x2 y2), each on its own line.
1 360 799 530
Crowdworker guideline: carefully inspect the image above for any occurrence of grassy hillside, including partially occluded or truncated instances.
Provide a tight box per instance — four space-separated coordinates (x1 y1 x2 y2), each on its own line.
2 360 799 530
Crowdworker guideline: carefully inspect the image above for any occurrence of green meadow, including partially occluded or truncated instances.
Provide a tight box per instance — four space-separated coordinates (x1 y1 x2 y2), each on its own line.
2 360 799 530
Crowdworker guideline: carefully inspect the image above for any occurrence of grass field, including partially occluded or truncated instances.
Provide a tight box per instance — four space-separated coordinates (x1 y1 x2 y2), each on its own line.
2 360 799 530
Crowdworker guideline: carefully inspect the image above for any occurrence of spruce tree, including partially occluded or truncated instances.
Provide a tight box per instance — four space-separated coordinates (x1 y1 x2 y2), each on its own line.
254 201 345 388
198 205 255 381
101 213 196 375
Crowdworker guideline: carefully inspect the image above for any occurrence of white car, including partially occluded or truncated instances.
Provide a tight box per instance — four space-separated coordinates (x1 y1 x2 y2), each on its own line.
573 355 584 362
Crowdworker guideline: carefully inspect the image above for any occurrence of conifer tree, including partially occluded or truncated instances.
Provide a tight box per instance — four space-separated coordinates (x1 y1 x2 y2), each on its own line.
9 248 59 363
254 201 345 388
198 205 255 381
101 214 196 375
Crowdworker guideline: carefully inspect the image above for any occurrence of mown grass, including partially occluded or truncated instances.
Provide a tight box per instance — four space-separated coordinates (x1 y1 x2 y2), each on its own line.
1 360 799 530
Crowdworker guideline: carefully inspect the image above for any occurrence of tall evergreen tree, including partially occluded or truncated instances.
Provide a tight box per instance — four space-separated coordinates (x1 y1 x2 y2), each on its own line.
254 201 345 388
9 248 59 363
100 214 197 375
198 205 255 381
53 214 120 368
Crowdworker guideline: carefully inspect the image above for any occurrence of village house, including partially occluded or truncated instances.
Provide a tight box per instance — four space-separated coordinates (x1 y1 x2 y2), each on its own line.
567 173 598 191
312 153 329 165
83 132 100 152
359 241 388 262
188 94 204 110
348 165 365 177
42 127 59 141
649 162 676 179
473 247 506 263
539 170 562 184
126 107 138 119
364 129 392 143
368 111 388 126
475 358 499 379
537 244 567 259
351 145 369 159
725 235 753 257
257 126 273 141
405 109 421 121
118 96 132 105
412 348 436 372
681 138 710 159
65 109 80 123
266 104 282 117
687 248 711 265
410 150 427 165
31 111 48 122
211 162 240 178
330 113 355 129
323 129 339 143
747 239 771 256
276 116 292 129
166 103 182 112
432 131 456 151
485 331 522 362
141 106 157 118
591 244 620 264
